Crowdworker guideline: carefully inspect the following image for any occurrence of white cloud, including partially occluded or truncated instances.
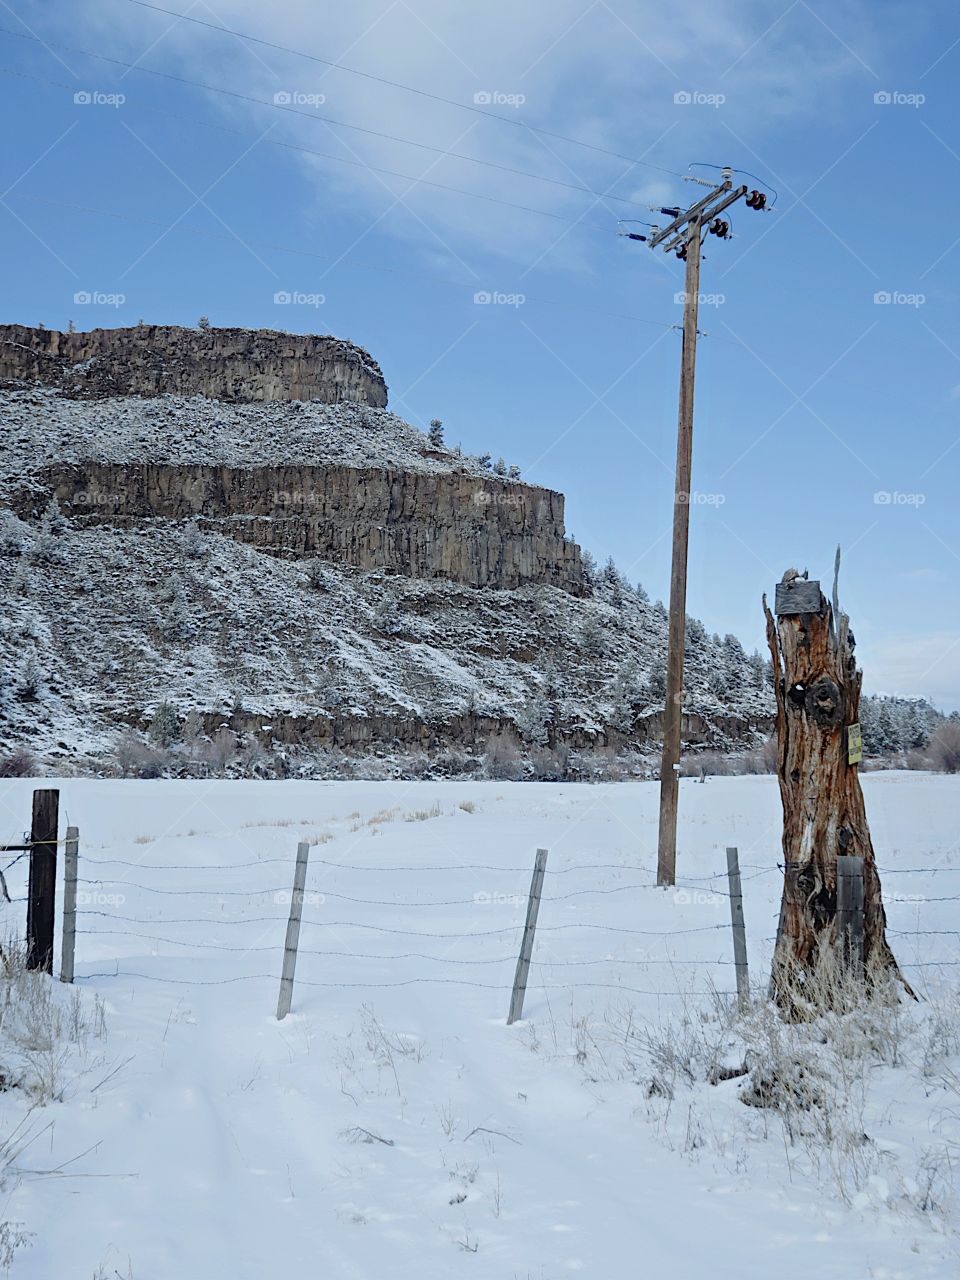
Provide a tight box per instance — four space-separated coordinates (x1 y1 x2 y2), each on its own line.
64 0 886 266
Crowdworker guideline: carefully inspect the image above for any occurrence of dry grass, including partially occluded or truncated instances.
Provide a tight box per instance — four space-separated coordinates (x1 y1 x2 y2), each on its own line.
404 803 442 823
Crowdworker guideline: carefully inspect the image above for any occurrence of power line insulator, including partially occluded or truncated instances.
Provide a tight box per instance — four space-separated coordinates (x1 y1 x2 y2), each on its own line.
709 218 730 238
676 244 687 261
746 190 767 210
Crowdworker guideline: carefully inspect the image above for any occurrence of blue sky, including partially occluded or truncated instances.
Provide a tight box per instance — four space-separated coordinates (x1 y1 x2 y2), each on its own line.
3 0 959 706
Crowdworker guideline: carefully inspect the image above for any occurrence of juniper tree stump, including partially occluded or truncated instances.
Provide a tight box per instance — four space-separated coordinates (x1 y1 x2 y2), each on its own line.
763 566 908 1006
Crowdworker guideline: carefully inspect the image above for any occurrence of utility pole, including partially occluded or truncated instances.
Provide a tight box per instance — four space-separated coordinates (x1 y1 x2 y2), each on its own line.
621 170 767 886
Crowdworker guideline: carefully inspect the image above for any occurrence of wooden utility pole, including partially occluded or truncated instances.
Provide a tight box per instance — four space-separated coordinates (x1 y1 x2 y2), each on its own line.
763 564 908 1007
26 788 59 973
657 219 701 886
622 170 758 886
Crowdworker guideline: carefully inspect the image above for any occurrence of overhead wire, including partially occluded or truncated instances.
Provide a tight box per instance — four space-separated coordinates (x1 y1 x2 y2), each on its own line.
118 0 687 179
0 28 667 211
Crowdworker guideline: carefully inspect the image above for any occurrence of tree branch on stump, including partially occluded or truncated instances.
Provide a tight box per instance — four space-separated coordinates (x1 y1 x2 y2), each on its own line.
764 563 912 1010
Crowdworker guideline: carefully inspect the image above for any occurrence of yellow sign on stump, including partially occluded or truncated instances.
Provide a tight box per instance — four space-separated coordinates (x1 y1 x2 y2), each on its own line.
847 722 863 766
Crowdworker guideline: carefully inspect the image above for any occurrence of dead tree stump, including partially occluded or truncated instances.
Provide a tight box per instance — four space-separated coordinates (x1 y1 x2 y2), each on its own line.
763 565 908 1007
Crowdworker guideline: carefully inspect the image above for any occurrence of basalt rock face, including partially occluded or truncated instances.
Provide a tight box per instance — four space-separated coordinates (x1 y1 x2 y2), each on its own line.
0 324 387 405
20 461 584 592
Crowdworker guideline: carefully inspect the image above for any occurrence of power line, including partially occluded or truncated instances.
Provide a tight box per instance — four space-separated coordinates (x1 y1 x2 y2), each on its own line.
119 0 686 179
4 191 682 333
0 27 660 211
0 66 614 233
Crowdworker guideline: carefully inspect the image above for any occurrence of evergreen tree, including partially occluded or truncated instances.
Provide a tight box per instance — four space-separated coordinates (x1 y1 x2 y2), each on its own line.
428 418 444 447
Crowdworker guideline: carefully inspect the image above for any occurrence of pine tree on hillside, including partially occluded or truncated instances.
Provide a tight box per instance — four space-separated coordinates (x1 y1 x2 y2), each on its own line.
428 418 445 447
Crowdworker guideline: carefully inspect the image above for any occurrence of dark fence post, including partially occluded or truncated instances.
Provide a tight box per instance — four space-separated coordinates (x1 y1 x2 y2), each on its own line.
837 854 865 977
27 788 59 973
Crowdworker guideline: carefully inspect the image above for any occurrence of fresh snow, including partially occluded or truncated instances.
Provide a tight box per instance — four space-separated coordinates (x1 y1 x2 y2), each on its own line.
0 772 957 1277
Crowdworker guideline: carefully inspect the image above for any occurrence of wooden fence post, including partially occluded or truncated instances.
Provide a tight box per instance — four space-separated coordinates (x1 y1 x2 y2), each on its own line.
837 854 865 976
26 788 59 973
507 848 548 1026
725 846 749 1006
277 841 310 1021
60 826 79 984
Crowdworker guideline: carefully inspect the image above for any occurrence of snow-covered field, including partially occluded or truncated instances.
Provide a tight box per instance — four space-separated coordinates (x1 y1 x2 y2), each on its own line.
0 773 957 1278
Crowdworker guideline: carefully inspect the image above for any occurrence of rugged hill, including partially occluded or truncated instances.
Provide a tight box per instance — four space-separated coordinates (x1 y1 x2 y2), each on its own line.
0 323 387 405
0 324 774 778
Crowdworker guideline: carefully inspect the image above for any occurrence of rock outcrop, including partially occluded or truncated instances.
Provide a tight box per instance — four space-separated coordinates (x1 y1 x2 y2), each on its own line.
0 324 387 405
18 461 584 592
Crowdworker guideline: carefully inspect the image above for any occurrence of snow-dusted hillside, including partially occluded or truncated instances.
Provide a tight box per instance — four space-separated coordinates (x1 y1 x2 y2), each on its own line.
0 385 774 775
0 510 772 773
0 774 956 1277
0 386 487 489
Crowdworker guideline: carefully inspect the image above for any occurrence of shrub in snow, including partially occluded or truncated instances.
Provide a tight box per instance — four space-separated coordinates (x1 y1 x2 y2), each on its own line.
43 495 68 534
0 510 29 557
20 655 40 700
204 725 237 774
197 314 211 330
646 668 667 701
529 743 570 781
114 730 167 779
707 670 728 700
148 700 181 748
0 747 37 777
159 593 194 641
580 614 605 657
507 464 521 479
515 692 550 746
372 597 403 636
609 663 642 731
483 730 524 780
428 418 445 447
182 519 205 559
477 452 492 469
305 558 330 590
929 720 960 773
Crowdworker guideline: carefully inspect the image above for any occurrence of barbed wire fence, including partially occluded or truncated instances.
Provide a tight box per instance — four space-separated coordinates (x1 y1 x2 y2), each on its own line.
0 792 956 1016
9 836 949 1016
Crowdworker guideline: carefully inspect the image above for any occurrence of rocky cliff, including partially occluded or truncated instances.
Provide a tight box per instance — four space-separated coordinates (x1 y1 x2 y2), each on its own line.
16 460 583 592
0 324 387 405
0 325 773 777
